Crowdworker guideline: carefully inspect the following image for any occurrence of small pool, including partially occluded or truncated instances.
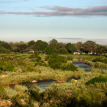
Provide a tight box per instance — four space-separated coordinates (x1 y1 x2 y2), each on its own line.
73 62 107 72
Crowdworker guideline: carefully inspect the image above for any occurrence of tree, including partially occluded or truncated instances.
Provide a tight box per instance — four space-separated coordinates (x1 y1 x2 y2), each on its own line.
35 40 48 53
28 40 35 49
46 47 54 54
0 41 11 51
49 39 58 44
49 39 68 54
96 45 106 55
82 41 97 54
9 42 18 52
0 41 12 53
17 42 28 53
75 42 83 51
65 43 76 54
49 39 58 53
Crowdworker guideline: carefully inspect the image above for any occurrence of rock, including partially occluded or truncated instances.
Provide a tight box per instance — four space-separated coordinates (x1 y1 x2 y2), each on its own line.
31 80 37 83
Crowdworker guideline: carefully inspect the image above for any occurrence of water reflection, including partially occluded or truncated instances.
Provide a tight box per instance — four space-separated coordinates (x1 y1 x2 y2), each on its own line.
72 62 107 72
73 62 92 72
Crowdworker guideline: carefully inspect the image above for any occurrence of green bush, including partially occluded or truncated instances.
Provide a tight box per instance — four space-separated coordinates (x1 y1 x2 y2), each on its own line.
67 55 73 60
86 76 107 85
93 57 107 63
29 86 43 101
48 54 67 69
61 63 78 71
26 65 36 72
36 56 41 62
0 61 14 71
0 47 11 53
46 47 54 54
35 61 47 67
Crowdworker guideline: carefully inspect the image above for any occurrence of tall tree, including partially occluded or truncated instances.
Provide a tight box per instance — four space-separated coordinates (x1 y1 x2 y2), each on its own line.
65 43 76 53
49 39 68 54
75 42 83 51
28 40 35 49
35 40 48 53
82 41 97 54
17 42 28 53
96 45 106 55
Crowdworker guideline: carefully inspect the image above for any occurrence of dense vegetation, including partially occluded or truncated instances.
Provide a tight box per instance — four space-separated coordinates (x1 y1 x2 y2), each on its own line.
0 39 107 55
0 39 107 107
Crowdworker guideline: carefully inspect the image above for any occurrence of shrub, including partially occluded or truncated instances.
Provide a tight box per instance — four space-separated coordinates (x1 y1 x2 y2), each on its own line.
35 61 47 67
48 54 67 69
61 63 78 71
36 56 41 62
26 65 36 72
86 76 107 85
0 61 14 71
29 85 43 101
93 57 107 63
67 55 73 60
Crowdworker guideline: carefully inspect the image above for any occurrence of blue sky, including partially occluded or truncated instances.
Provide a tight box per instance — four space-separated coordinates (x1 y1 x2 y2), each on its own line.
0 0 107 45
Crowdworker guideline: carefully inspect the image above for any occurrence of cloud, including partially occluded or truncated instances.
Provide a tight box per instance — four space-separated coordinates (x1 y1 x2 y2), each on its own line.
56 38 107 45
0 0 28 3
0 6 107 16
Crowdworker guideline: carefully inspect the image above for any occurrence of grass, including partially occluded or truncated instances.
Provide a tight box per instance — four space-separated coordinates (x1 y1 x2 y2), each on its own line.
0 53 107 107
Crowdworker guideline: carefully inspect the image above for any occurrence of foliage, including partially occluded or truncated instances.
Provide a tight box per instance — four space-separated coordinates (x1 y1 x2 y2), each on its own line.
0 61 14 71
84 60 107 68
65 43 76 53
46 47 54 54
93 57 107 63
49 39 68 54
61 63 78 71
82 41 97 53
0 47 11 53
75 42 83 51
28 40 35 49
0 53 107 107
86 76 107 85
29 85 43 101
35 40 48 53
17 43 28 53
48 54 67 69
96 45 107 55
0 39 106 55
0 41 11 50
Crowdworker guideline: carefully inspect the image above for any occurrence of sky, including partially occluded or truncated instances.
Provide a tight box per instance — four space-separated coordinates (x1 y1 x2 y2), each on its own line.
0 0 107 45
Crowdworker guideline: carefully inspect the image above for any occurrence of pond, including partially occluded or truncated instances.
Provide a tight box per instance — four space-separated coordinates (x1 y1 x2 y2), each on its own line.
27 80 57 90
73 62 92 72
22 77 77 91
72 62 107 72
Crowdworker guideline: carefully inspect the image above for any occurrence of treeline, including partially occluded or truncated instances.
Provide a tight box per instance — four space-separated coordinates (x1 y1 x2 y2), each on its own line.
0 39 107 55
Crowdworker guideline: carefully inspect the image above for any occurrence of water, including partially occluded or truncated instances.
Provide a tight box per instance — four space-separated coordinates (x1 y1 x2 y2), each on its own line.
35 80 56 90
73 62 92 72
66 77 77 82
23 77 77 90
72 62 107 72
9 62 106 90
23 80 57 91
